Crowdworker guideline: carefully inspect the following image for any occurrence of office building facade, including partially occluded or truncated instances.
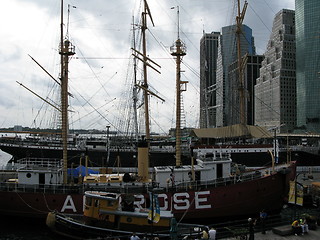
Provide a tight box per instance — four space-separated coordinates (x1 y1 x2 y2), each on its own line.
216 24 256 127
199 32 220 128
296 0 320 133
255 9 296 133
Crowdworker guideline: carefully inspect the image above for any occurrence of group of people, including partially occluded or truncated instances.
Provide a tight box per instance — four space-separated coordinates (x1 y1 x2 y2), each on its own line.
292 218 309 236
130 209 311 240
247 209 267 240
131 229 216 240
130 233 161 240
249 210 310 239
200 227 216 239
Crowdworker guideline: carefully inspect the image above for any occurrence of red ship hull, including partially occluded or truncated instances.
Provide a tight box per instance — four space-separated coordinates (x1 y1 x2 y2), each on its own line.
0 166 293 221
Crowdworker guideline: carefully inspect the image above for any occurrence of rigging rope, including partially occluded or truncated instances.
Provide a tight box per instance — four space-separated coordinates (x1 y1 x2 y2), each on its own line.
15 191 51 214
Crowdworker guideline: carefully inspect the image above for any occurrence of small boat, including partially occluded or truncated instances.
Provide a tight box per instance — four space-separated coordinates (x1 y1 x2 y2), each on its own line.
46 191 206 239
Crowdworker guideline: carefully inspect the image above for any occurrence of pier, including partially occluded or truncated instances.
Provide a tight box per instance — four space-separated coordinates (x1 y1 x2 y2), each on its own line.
210 167 320 240
222 228 320 240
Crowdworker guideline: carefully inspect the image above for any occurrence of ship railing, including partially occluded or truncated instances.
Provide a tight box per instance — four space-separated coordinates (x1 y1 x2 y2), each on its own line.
15 157 63 170
0 166 287 194
172 171 263 191
0 141 77 149
297 166 320 173
149 145 175 153
285 145 319 151
0 181 153 194
81 181 155 194
108 146 136 152
0 182 83 194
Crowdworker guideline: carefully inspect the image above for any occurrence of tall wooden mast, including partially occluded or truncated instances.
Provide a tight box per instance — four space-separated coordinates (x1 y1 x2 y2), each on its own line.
133 0 161 182
170 6 187 167
236 0 248 125
60 0 75 184
132 16 139 143
141 2 150 141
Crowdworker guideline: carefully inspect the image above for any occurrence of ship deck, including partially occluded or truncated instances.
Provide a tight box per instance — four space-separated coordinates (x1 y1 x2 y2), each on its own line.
0 163 290 194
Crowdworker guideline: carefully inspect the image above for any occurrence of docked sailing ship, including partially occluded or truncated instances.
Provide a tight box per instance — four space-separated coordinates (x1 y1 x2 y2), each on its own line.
0 0 295 223
191 124 320 167
1 127 319 168
0 133 188 168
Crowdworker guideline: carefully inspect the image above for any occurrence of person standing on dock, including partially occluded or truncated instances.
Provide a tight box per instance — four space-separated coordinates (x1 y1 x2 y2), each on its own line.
208 227 216 240
130 232 140 240
248 218 256 240
259 209 267 234
201 227 209 239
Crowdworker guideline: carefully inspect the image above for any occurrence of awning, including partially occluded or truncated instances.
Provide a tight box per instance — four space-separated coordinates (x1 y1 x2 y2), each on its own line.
190 124 273 139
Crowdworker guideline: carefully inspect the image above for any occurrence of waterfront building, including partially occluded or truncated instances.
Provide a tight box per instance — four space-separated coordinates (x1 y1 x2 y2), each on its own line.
296 0 320 133
255 9 296 133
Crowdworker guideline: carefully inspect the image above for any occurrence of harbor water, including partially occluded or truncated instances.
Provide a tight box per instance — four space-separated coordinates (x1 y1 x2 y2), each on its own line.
0 217 59 240
0 206 319 240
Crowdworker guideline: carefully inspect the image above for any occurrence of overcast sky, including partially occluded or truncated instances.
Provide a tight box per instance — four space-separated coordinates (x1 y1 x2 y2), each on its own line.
0 0 295 135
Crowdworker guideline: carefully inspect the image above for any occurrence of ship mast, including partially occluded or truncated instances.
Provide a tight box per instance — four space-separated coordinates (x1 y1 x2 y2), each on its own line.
141 1 152 141
60 0 75 184
170 6 187 167
133 0 161 182
132 16 139 143
236 0 248 125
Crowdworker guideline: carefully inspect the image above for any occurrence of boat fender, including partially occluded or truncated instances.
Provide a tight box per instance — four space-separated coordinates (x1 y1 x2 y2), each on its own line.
46 212 56 229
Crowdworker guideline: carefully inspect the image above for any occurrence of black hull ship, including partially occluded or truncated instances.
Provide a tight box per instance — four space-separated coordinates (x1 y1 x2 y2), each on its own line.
0 141 189 168
0 135 190 168
192 125 320 167
194 143 320 167
3 132 320 168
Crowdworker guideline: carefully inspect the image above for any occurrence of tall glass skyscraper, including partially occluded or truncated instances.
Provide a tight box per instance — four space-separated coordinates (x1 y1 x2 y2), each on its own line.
216 24 255 126
296 0 320 133
200 32 220 128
